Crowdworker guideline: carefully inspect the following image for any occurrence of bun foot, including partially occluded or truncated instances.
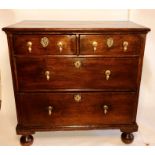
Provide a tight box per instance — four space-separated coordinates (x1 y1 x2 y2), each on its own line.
20 135 34 146
121 132 134 144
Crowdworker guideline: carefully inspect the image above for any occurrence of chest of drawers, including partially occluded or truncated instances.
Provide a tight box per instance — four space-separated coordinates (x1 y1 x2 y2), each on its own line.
3 21 150 145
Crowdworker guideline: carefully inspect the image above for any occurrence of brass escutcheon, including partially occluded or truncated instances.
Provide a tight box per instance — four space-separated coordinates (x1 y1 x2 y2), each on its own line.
107 38 114 48
74 60 81 69
41 37 49 48
74 94 81 102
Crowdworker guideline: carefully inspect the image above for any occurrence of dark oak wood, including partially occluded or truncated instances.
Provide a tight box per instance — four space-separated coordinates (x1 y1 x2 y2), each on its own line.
15 57 138 91
80 34 141 55
2 21 150 145
13 34 76 55
121 132 134 144
17 92 136 127
20 135 34 146
2 21 150 32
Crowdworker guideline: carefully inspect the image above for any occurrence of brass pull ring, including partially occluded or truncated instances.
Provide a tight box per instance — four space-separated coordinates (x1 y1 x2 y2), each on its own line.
105 70 111 80
45 71 50 81
123 41 128 52
27 41 32 53
57 41 63 53
48 106 53 116
103 105 109 115
92 41 98 52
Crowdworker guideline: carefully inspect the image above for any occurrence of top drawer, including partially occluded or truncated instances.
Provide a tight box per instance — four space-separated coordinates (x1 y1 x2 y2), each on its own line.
13 34 76 55
80 34 141 55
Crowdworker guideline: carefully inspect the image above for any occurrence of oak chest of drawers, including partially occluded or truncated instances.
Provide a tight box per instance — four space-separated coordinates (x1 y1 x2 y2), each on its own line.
3 21 150 145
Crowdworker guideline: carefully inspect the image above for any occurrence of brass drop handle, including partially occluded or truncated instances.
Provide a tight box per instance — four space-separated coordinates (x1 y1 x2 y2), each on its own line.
103 105 109 115
74 60 81 69
48 106 53 116
123 41 128 52
105 70 111 80
45 71 50 81
57 41 63 53
74 94 81 102
27 41 32 53
92 41 98 52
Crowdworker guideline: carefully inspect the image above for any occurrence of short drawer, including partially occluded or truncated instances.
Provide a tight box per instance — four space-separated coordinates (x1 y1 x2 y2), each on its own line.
13 34 76 55
17 92 136 127
80 34 141 55
15 57 138 91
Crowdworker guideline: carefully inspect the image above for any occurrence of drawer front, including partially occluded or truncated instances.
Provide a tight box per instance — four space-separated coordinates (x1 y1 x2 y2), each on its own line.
80 34 141 55
17 92 136 127
15 57 138 91
13 34 76 55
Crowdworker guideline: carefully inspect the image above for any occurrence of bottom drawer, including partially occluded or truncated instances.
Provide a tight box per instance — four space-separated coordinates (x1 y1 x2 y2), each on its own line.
17 92 137 127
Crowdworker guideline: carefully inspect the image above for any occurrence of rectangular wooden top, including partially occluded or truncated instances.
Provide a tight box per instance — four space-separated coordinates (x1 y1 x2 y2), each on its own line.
2 20 150 32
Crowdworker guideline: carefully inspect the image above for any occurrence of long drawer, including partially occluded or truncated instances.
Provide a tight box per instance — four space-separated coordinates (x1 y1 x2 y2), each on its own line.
17 92 136 127
15 57 138 91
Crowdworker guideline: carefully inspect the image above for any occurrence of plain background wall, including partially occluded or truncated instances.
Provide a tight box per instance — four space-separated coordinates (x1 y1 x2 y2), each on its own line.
0 9 155 145
129 10 155 108
128 10 155 144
